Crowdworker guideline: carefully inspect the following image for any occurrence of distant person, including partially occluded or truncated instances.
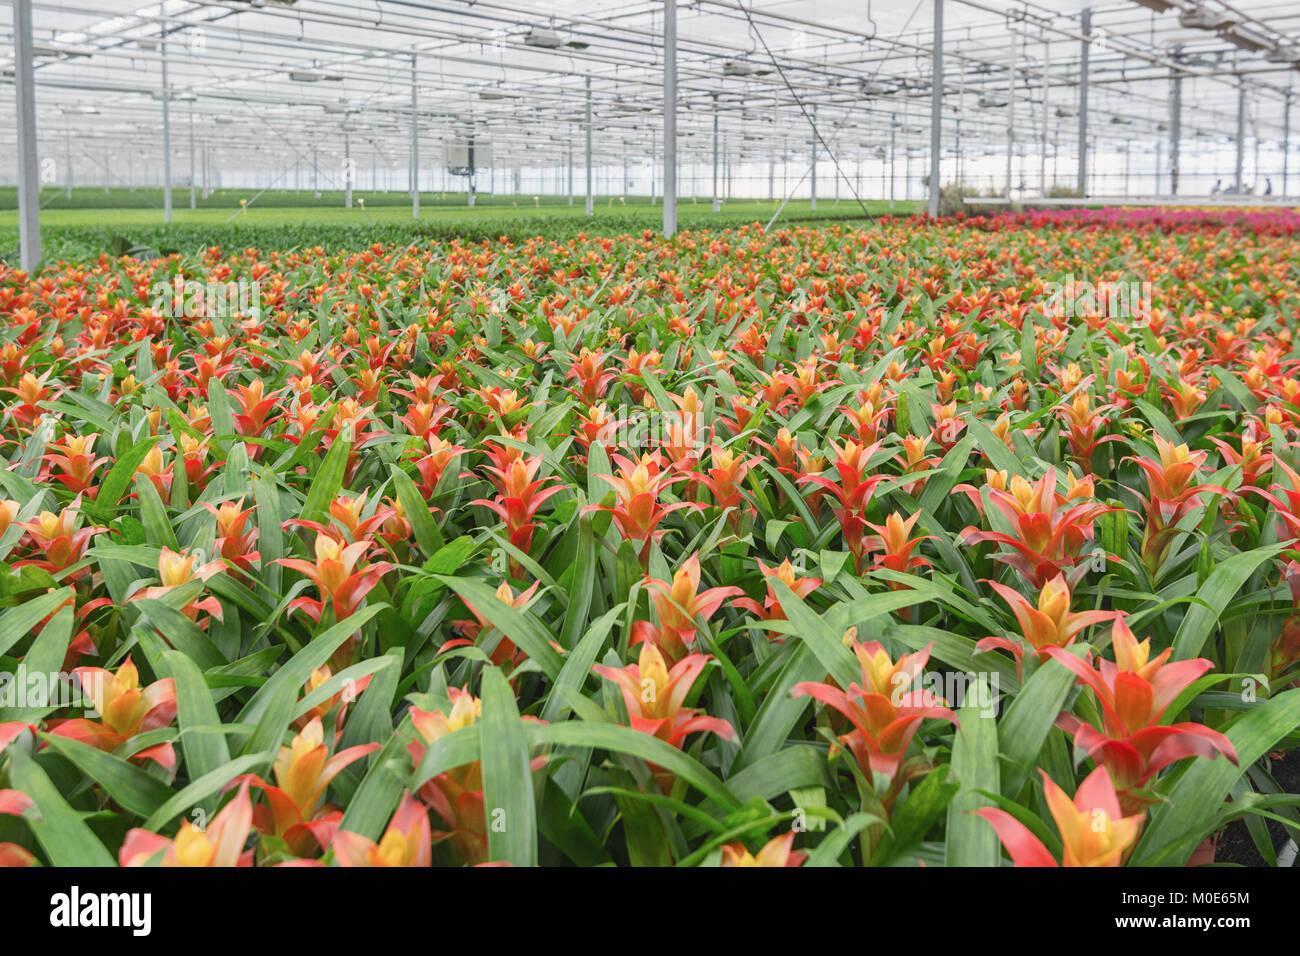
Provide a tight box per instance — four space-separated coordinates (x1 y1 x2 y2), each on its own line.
1266 178 1274 195
1211 179 1222 195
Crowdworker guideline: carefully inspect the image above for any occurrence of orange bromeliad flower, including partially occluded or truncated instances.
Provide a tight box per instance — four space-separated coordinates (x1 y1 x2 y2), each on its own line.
16 500 104 577
120 780 255 867
1129 435 1225 580
719 832 807 867
588 453 698 566
592 644 736 759
797 438 888 570
959 469 1114 588
975 766 1144 867
977 573 1116 676
277 532 393 624
792 639 957 810
332 792 432 867
45 657 178 769
632 553 742 665
1047 616 1237 813
406 687 547 865
129 547 225 621
243 716 379 857
203 497 261 576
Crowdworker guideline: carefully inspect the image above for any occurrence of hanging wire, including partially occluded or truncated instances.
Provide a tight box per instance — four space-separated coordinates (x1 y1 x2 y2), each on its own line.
733 1 873 227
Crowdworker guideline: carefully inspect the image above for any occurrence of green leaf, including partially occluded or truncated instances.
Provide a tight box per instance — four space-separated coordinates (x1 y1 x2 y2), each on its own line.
6 744 116 866
945 675 1001 866
0 588 75 659
86 435 162 520
1172 544 1285 660
480 665 538 866
235 603 384 755
300 438 352 524
391 466 444 556
162 649 231 788
435 575 564 679
141 753 270 832
39 732 174 819
998 646 1087 798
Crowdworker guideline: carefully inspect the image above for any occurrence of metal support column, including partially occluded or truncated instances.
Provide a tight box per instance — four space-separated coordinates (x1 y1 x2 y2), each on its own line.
345 130 353 208
1077 7 1090 195
585 76 594 216
161 32 173 224
1170 70 1182 195
663 0 677 237
889 118 896 210
1007 33 1016 200
810 105 817 211
1040 39 1049 194
1284 90 1292 197
14 0 40 270
1235 81 1246 193
712 93 720 211
189 105 196 209
928 0 943 217
412 54 420 218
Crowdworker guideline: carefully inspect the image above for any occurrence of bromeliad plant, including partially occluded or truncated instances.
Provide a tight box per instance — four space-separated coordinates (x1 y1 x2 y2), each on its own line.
0 208 1298 868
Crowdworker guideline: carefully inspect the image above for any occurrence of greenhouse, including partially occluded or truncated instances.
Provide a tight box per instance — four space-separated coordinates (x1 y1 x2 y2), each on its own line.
0 0 1298 894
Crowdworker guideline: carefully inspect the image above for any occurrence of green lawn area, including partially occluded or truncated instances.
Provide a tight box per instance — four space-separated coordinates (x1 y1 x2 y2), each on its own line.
0 190 920 264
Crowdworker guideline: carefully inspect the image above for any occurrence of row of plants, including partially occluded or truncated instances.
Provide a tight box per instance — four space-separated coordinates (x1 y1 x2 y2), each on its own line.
0 211 1297 867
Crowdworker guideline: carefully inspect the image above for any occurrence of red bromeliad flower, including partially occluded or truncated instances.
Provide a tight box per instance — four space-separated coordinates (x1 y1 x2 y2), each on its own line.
120 780 255 867
959 469 1114 588
734 558 822 640
448 579 543 674
277 532 393 625
1056 391 1121 475
587 453 699 566
1046 616 1237 814
45 657 178 770
593 644 735 791
797 438 888 570
975 766 1144 867
1129 435 1227 580
632 553 742 664
697 445 760 529
16 499 104 579
406 434 467 498
288 491 394 545
719 832 807 867
862 511 934 621
472 453 562 574
41 432 110 496
332 791 432 867
792 639 957 811
977 573 1116 677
